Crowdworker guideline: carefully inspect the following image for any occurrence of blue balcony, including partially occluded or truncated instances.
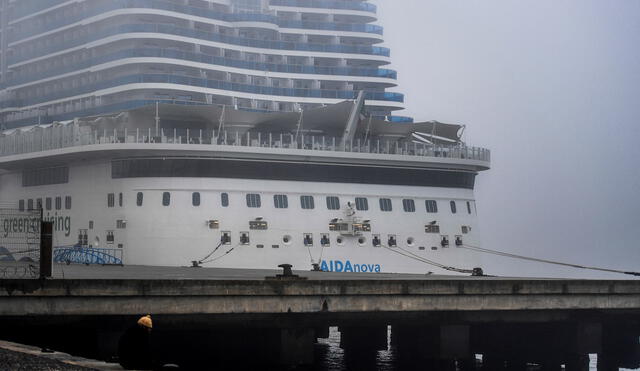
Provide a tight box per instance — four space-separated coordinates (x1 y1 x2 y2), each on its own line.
5 48 397 88
269 0 377 13
0 73 404 109
9 0 382 44
9 23 391 66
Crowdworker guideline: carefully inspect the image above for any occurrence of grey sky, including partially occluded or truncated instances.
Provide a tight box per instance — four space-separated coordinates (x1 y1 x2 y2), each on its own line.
374 0 640 278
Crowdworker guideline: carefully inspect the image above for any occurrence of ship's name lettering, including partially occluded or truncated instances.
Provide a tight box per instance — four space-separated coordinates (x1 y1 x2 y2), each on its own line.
320 260 381 273
1 214 71 237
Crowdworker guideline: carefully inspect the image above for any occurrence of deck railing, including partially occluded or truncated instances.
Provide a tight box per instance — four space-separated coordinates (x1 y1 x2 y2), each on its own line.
0 125 491 163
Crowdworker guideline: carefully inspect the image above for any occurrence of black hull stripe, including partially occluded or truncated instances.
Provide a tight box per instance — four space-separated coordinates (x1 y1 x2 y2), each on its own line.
112 158 476 189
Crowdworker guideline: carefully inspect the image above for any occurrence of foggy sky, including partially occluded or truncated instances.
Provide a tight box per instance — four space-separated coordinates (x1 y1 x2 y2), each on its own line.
374 0 640 278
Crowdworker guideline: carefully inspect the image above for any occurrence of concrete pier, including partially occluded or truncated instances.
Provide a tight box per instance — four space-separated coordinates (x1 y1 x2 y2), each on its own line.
1 265 639 369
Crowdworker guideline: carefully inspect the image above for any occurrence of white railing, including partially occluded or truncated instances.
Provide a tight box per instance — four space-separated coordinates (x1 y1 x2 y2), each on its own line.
0 125 491 162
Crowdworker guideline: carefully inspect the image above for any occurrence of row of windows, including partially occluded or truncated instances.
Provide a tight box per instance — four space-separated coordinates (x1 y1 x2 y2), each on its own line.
22 166 69 187
133 191 474 214
18 196 71 211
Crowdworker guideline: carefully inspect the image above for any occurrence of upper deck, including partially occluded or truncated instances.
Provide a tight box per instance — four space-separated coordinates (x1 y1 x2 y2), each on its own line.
0 101 490 172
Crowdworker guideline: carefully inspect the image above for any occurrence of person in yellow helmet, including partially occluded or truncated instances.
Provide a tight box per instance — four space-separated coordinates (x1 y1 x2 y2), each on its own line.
117 315 154 369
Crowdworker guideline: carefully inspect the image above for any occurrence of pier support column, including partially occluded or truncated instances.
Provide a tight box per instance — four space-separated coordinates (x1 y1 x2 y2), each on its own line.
278 328 315 366
440 325 470 359
564 354 589 371
598 323 640 371
340 326 387 370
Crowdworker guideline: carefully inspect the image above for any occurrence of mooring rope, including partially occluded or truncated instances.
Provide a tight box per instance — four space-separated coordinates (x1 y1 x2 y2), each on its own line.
381 244 474 274
460 244 640 277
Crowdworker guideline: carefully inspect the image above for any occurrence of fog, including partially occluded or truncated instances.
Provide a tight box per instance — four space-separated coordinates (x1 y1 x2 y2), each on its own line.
374 0 640 278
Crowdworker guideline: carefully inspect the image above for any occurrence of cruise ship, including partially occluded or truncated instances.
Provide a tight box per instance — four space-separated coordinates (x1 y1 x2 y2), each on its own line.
0 0 490 274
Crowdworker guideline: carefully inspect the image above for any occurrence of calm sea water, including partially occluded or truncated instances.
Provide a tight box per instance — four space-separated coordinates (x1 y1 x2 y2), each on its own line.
313 327 639 371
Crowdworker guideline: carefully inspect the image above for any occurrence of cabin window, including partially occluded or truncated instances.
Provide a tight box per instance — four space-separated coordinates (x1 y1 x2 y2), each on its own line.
18 200 25 211
402 199 415 212
355 197 368 211
36 198 42 210
136 192 143 206
450 201 457 214
162 192 171 206
379 198 392 212
65 196 71 210
426 200 438 213
221 193 229 207
246 193 261 208
107 193 115 208
118 193 123 207
55 197 62 210
273 194 288 209
467 201 472 214
300 195 315 210
27 199 34 210
46 197 52 210
192 192 200 206
326 196 340 210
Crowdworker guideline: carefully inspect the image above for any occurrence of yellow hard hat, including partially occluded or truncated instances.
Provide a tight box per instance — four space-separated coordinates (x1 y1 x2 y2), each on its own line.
137 315 152 329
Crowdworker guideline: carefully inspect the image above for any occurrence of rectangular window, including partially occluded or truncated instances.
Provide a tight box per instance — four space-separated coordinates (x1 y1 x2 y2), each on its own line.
46 197 52 210
55 197 62 210
65 196 71 210
107 193 115 207
273 194 288 209
117 220 127 229
221 193 229 207
118 193 123 207
106 230 114 244
192 192 201 206
300 195 315 210
402 199 415 212
22 166 69 187
379 198 392 212
355 197 368 211
27 199 34 210
425 200 438 213
450 200 457 214
326 196 340 210
136 192 143 206
162 192 171 206
19 200 25 211
246 193 261 208
467 201 472 214
36 198 42 210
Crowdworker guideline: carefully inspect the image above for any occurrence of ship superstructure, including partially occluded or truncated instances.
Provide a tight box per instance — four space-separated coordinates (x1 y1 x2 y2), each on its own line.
0 0 407 129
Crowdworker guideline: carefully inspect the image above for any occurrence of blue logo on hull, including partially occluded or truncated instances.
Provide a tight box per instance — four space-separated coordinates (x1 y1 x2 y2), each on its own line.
320 260 381 273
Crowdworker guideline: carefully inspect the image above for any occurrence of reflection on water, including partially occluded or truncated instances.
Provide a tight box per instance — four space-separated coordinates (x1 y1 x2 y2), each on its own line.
313 327 639 371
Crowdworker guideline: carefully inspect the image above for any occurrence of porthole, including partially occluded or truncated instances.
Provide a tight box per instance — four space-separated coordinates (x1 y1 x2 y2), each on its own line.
336 237 344 245
358 237 366 246
407 237 415 246
282 235 292 245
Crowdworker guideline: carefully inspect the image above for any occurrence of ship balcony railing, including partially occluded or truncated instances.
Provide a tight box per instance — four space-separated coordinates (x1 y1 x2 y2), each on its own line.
0 126 491 163
3 48 397 89
9 0 382 46
0 74 404 109
269 0 377 13
9 23 390 66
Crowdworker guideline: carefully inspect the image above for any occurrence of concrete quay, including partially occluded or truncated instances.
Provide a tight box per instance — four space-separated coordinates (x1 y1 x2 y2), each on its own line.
1 265 639 370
